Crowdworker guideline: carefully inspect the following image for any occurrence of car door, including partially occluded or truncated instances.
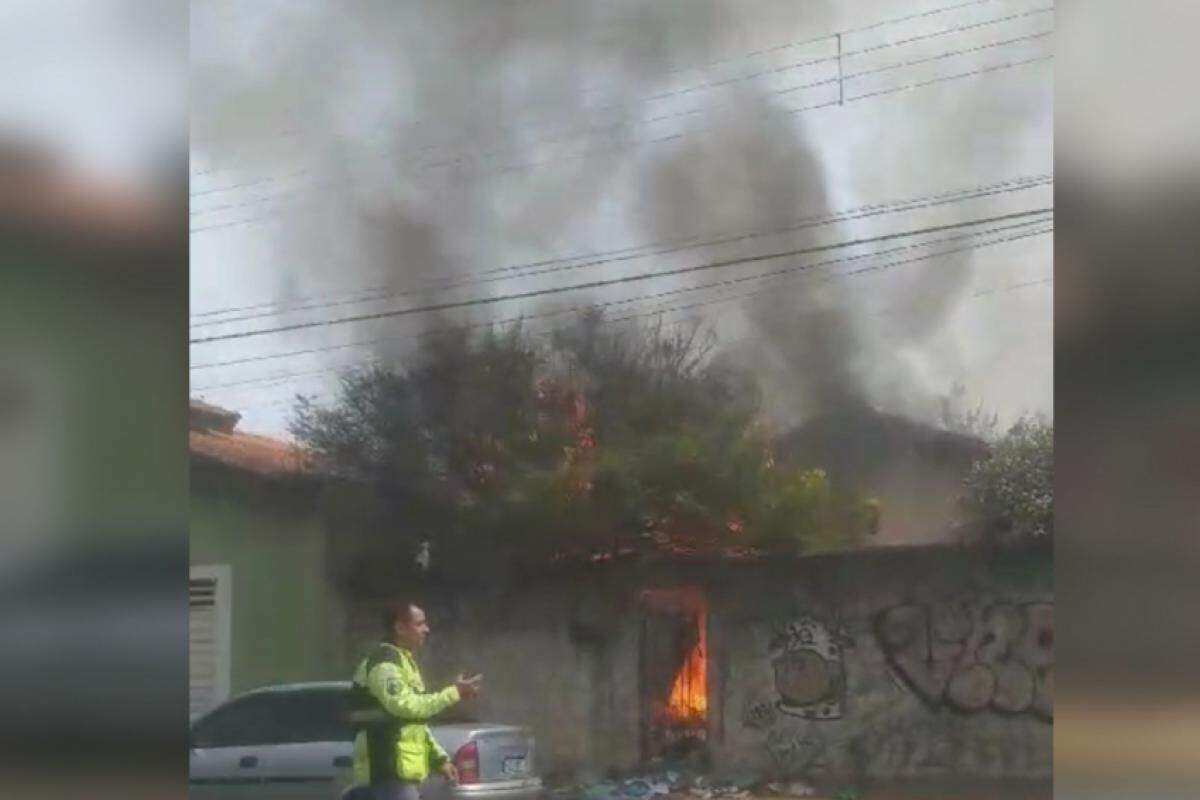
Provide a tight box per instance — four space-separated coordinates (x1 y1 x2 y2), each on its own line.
189 693 281 800
259 688 356 800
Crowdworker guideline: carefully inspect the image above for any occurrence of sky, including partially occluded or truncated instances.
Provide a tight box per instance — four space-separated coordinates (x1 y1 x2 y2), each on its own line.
188 0 1054 438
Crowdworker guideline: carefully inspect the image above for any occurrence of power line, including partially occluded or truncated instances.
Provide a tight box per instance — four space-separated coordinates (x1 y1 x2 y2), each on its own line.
195 218 1053 379
548 223 1052 340
845 0 1001 36
424 10 1045 174
191 26 1051 224
847 5 1050 60
215 265 1053 414
193 222 1050 394
189 52 1050 236
192 209 1050 372
628 229 1053 334
785 30 1051 96
715 272 1052 349
645 270 1052 351
189 4 1050 206
501 7 1052 142
192 216 1051 392
190 174 1051 327
847 52 1051 102
190 208 1051 345
190 0 1004 179
589 0 1008 91
968 274 1052 298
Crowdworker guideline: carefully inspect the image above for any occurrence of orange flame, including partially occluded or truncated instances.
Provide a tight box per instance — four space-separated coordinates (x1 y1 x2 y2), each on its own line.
665 612 707 725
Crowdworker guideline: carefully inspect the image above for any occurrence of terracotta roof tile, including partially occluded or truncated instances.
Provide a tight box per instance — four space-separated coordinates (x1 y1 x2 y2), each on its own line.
188 399 309 477
190 428 311 478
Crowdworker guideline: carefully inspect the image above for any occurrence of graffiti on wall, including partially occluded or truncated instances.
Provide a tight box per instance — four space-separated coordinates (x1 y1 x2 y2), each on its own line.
875 601 1053 720
740 615 846 772
766 726 829 772
742 614 852 732
742 690 779 731
769 615 853 720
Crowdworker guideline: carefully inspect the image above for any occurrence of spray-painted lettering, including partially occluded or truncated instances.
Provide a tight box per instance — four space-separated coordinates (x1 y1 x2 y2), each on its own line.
875 601 1053 720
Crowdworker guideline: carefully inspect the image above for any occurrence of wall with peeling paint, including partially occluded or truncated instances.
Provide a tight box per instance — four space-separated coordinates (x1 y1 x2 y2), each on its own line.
343 545 1052 782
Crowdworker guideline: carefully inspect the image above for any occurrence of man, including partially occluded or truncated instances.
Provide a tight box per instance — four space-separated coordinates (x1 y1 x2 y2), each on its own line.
349 601 482 800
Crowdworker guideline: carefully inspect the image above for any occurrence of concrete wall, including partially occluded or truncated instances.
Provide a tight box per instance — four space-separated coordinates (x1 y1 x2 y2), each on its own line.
705 548 1052 782
346 577 645 777
347 546 1052 783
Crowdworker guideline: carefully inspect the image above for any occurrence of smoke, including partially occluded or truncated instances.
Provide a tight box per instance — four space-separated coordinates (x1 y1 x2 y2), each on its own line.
191 0 1051 432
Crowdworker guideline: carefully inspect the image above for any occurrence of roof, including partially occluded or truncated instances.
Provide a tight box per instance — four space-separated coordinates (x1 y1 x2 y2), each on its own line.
780 408 989 474
190 428 311 478
189 399 311 478
190 399 240 433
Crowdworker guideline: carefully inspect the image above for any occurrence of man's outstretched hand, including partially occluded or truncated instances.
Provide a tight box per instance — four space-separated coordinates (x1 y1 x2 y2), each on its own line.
440 763 460 785
454 673 483 700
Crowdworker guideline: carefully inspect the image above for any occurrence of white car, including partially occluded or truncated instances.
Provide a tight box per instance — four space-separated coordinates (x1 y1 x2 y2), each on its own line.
190 682 543 800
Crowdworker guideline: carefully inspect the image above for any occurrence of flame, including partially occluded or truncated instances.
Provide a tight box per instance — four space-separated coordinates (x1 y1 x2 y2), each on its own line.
665 612 707 725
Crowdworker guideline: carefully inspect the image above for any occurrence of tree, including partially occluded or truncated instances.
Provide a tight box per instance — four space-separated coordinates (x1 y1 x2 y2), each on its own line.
961 416 1053 546
290 312 867 571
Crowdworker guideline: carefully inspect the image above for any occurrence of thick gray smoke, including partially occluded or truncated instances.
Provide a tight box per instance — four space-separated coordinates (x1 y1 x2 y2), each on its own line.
192 0 1051 431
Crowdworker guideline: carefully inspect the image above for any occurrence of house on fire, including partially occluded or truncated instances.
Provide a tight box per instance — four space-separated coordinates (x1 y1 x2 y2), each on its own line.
190 400 1051 783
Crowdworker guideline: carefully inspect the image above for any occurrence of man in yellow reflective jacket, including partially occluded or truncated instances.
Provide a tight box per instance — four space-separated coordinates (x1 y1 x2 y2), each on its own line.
350 601 482 800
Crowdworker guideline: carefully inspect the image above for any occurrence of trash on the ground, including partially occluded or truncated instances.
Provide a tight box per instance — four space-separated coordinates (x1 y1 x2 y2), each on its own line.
582 781 623 800
566 765 783 800
727 771 759 790
622 780 652 798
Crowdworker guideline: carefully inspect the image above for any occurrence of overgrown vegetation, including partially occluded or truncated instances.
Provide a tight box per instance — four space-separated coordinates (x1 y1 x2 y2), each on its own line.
291 312 869 569
962 415 1053 546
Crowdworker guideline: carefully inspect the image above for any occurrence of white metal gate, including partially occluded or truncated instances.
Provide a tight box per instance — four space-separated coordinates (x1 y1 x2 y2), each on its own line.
189 564 232 720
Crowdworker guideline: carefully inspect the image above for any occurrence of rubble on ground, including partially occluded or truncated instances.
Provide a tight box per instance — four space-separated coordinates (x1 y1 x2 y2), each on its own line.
548 767 817 800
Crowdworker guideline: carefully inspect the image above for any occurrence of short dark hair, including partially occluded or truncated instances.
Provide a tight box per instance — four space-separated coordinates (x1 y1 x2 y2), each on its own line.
381 600 419 634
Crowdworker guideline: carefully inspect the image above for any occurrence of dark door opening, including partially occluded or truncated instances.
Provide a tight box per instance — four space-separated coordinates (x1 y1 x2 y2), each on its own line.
639 587 708 761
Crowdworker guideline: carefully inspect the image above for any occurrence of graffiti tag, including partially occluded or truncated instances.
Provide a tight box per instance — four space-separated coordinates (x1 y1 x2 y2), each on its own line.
875 601 1053 720
768 616 852 720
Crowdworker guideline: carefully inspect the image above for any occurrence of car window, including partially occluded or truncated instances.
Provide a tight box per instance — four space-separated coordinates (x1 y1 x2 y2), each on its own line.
193 687 467 748
191 690 353 747
191 694 284 748
284 689 354 743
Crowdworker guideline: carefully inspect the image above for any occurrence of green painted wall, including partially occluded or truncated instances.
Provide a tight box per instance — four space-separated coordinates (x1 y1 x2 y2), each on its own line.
191 478 351 695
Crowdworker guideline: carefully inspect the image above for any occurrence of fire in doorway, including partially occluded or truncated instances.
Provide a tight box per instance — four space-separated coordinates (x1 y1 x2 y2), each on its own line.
640 588 708 759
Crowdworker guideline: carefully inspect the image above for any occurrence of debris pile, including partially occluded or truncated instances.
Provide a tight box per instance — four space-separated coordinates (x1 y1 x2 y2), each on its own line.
548 770 817 800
